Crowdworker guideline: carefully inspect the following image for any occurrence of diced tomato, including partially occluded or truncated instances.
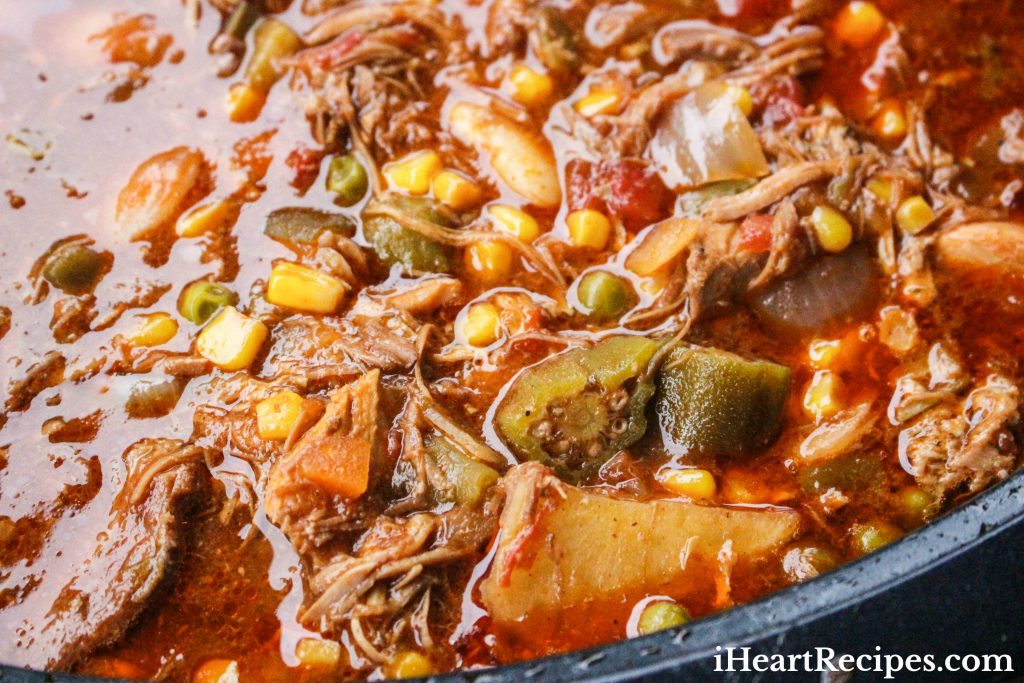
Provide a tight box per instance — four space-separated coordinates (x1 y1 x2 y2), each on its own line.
739 213 774 253
285 146 323 192
750 76 807 126
566 159 672 232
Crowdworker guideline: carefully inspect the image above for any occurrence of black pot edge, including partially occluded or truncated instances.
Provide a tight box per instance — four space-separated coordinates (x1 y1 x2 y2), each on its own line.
4 472 1023 683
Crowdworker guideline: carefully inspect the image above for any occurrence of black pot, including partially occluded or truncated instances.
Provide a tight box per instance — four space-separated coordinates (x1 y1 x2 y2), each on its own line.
5 474 1023 683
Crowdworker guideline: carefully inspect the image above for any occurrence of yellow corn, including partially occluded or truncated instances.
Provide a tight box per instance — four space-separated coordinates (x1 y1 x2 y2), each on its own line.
808 338 842 369
177 200 234 237
726 85 754 117
126 312 178 347
566 209 612 249
196 306 268 371
431 170 482 210
389 651 434 679
895 195 935 234
872 99 907 140
383 150 443 195
834 1 886 48
866 176 894 203
509 64 554 106
266 262 345 314
458 302 502 347
659 469 717 500
810 205 853 253
489 204 540 243
464 241 512 283
574 86 621 117
225 81 266 123
255 390 305 441
295 638 342 668
803 370 842 420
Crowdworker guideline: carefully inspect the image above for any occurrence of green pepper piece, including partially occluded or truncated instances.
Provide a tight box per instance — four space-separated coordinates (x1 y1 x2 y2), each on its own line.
531 7 580 71
636 601 690 635
224 0 261 42
179 281 237 324
576 271 634 321
246 18 302 91
494 335 661 481
362 196 454 273
264 207 355 245
42 243 106 294
677 179 756 218
426 436 500 505
326 154 369 207
798 452 885 496
655 346 790 457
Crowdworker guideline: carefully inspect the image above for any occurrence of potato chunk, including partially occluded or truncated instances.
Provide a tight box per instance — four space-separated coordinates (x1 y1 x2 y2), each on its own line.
481 463 800 637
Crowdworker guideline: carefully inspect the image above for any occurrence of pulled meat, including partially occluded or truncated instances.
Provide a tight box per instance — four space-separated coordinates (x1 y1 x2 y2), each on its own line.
903 376 1021 500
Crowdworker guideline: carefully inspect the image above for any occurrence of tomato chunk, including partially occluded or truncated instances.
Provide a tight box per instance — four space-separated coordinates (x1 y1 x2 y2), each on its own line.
566 159 672 232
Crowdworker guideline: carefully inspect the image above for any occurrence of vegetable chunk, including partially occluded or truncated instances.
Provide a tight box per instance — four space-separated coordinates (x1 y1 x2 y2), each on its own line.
494 336 660 480
481 463 801 633
656 346 790 457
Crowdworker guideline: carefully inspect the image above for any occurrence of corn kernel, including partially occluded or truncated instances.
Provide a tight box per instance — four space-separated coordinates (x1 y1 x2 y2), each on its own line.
872 99 907 140
431 170 482 210
127 312 178 347
177 200 234 238
389 651 433 679
574 86 622 117
225 82 266 123
810 205 853 253
834 1 886 48
808 338 842 368
658 468 717 500
193 658 238 683
464 241 512 283
383 150 443 195
803 370 842 420
489 204 540 243
196 306 268 371
895 195 935 234
566 209 612 249
255 390 305 441
866 176 894 203
458 302 502 347
266 262 345 314
295 638 342 668
725 84 754 117
508 64 554 106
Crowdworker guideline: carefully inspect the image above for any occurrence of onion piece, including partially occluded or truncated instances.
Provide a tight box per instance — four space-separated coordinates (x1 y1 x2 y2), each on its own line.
749 247 877 334
448 102 561 208
624 217 701 276
935 222 1024 278
649 81 769 191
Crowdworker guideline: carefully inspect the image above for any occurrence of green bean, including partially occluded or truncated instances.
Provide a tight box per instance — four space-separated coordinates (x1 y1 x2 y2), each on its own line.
224 1 261 42
264 207 355 245
179 281 237 324
576 270 634 320
326 154 369 207
42 243 106 294
637 601 690 635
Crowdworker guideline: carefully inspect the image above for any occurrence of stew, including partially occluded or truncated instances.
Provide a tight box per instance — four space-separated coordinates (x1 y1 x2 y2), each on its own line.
1 0 1023 679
